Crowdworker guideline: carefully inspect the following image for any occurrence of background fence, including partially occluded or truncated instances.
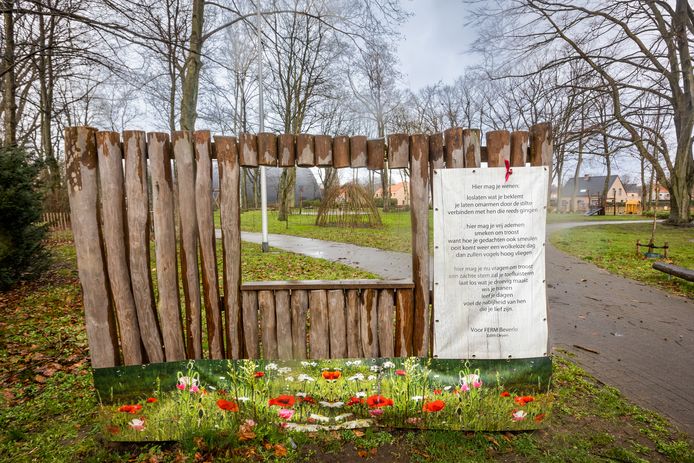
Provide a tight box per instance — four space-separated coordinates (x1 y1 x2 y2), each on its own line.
65 124 552 368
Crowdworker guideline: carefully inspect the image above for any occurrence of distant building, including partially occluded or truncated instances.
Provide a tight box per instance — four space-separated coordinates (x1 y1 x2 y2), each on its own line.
559 174 628 212
374 182 410 206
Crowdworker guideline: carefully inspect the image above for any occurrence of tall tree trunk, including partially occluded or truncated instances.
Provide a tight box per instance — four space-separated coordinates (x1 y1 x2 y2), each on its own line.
277 167 296 221
2 0 16 147
179 0 204 131
570 135 584 213
601 133 611 211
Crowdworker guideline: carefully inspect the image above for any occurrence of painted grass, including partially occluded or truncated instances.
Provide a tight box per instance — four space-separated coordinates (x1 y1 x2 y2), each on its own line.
1 234 692 462
550 223 694 298
546 213 650 223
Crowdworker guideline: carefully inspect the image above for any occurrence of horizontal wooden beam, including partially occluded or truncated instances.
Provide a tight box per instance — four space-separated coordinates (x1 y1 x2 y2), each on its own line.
652 262 694 282
241 279 415 291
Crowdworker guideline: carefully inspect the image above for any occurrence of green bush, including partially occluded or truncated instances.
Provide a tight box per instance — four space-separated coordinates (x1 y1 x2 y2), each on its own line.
0 147 47 289
642 210 670 219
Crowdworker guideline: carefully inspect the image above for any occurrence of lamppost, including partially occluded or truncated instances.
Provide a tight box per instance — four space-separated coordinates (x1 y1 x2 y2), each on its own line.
613 188 617 216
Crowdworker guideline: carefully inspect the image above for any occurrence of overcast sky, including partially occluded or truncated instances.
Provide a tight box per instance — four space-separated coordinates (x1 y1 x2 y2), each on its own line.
397 0 481 90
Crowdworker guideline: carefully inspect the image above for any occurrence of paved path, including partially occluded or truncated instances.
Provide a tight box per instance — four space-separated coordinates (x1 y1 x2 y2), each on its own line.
236 221 693 436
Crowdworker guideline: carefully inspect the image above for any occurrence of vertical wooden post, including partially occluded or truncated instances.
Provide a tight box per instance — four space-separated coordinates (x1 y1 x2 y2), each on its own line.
387 134 409 169
350 136 367 168
65 127 119 368
290 290 308 359
241 291 259 358
124 131 163 363
259 290 277 359
257 132 277 166
410 134 430 356
366 138 385 170
332 136 350 168
148 132 186 361
173 131 203 359
275 290 293 360
394 288 414 356
377 289 395 357
359 288 379 357
327 289 347 358
95 131 143 365
444 127 464 168
296 134 315 166
530 123 553 206
510 131 529 167
194 131 224 359
239 133 258 167
345 289 361 357
309 290 329 358
278 134 295 167
314 135 333 166
462 129 481 168
216 136 243 359
486 130 510 168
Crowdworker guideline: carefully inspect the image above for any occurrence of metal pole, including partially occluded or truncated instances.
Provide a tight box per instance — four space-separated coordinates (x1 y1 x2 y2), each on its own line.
257 1 269 252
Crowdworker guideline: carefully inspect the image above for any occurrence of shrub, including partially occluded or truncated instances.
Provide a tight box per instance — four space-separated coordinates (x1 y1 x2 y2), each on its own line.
0 147 47 289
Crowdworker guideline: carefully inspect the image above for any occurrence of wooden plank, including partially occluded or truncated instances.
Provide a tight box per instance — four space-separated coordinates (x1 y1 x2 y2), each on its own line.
366 138 385 170
309 290 329 359
486 130 510 168
147 132 186 361
395 289 414 356
652 262 694 282
241 279 415 291
296 134 315 166
387 133 409 169
530 123 552 167
327 289 347 358
278 134 295 167
96 131 143 365
409 134 430 356
290 289 308 359
194 130 224 359
173 131 203 359
239 133 258 167
345 289 361 357
314 135 333 166
429 133 444 169
257 132 277 166
443 127 464 168
510 131 529 167
332 136 350 168
274 290 293 360
259 290 277 359
350 135 367 168
359 288 379 357
123 130 163 364
216 135 243 359
241 290 259 358
377 289 395 357
463 129 481 168
65 126 120 368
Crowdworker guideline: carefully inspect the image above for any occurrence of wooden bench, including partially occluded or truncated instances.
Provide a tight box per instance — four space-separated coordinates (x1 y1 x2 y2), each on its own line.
652 262 694 282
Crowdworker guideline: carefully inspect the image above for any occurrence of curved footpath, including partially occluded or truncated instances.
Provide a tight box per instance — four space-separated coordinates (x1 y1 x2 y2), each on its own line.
236 221 693 437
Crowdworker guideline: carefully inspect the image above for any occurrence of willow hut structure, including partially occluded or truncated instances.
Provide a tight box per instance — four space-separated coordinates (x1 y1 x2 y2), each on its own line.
315 182 382 228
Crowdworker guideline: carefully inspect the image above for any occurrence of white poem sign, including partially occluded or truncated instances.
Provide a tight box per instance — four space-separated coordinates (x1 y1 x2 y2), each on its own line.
433 167 549 359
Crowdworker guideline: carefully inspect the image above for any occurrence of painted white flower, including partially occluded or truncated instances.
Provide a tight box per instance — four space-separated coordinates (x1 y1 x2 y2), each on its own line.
382 361 395 369
355 391 366 398
461 374 480 385
319 401 344 408
410 396 424 401
334 413 353 422
298 374 315 382
512 410 527 422
208 385 217 391
370 365 381 372
308 413 330 423
278 367 292 375
285 376 294 382
347 360 362 366
296 392 307 398
347 373 365 381
219 376 226 381
177 376 198 387
443 386 452 391
129 418 145 431
301 361 310 367
367 375 377 381
237 396 250 402
265 363 278 371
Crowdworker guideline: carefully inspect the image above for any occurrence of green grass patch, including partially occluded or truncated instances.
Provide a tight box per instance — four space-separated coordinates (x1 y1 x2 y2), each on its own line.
546 213 651 223
550 223 694 298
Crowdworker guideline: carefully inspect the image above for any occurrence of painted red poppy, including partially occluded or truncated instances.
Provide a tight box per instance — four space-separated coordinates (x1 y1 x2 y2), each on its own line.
366 395 393 408
500 391 510 397
514 395 535 406
422 400 445 413
268 395 295 407
433 389 442 395
118 404 142 414
346 396 365 406
216 399 239 412
146 397 157 403
321 370 341 381
534 413 545 423
299 396 316 404
254 371 265 378
395 369 406 376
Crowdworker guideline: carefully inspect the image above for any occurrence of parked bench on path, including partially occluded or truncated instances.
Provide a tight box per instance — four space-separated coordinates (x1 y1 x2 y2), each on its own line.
652 262 694 282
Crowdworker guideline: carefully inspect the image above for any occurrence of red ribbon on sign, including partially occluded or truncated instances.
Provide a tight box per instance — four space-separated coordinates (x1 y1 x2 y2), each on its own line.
504 159 513 182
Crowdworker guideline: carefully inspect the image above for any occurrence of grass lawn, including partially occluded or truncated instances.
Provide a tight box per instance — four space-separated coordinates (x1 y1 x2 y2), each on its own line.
546 213 651 223
1 234 692 462
550 223 694 298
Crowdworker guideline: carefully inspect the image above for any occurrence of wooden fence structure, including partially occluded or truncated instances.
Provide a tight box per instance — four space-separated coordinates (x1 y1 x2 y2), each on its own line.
65 125 552 368
42 211 71 231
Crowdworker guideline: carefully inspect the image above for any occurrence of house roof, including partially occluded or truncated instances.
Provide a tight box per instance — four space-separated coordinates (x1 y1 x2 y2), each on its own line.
375 182 406 195
562 175 619 197
624 183 641 194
